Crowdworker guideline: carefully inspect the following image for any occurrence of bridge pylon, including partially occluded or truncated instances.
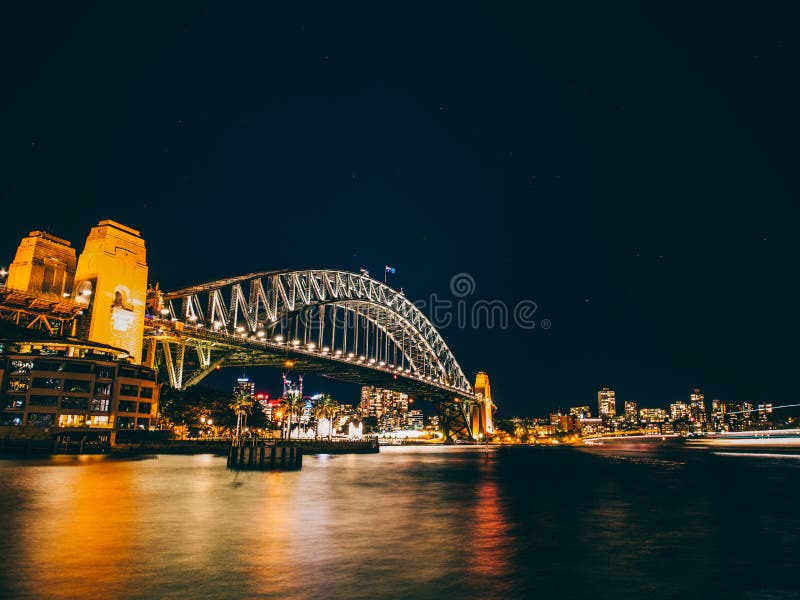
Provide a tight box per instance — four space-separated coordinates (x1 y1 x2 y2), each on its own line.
72 220 148 363
469 371 496 439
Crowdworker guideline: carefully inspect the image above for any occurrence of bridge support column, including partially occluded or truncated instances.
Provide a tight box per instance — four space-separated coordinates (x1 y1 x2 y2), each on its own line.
144 338 157 368
469 372 496 439
437 399 473 442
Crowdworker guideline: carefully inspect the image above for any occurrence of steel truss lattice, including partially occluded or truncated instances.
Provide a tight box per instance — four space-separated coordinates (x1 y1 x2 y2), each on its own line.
147 270 474 402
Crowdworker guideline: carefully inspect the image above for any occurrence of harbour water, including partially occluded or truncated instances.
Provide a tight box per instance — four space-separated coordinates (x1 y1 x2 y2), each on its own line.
1 445 799 599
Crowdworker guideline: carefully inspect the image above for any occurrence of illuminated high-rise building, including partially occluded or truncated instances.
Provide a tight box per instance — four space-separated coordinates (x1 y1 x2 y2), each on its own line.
711 399 726 431
598 387 616 419
359 386 408 420
569 406 591 418
234 375 255 398
711 399 725 418
407 409 424 430
624 401 638 423
727 401 754 431
689 388 707 425
550 413 578 433
639 408 667 423
670 401 689 421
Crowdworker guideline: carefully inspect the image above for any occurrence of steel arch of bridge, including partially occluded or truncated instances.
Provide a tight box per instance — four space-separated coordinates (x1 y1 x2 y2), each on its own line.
147 270 474 403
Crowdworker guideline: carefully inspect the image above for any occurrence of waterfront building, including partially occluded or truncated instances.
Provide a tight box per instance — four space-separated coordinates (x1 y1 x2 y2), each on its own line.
670 401 689 421
359 386 408 420
549 412 577 433
336 403 356 429
426 415 440 431
610 415 626 431
569 406 591 418
597 387 616 419
727 402 754 431
407 409 424 430
624 401 638 423
0 337 159 429
689 388 707 428
758 403 773 424
534 423 556 437
710 399 726 431
639 408 667 423
578 417 604 435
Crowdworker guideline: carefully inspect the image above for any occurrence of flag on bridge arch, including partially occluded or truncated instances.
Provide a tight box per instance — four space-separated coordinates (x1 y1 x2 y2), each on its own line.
384 265 396 274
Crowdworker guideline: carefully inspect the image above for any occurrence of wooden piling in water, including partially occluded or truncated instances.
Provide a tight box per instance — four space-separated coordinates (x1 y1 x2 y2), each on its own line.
227 440 302 471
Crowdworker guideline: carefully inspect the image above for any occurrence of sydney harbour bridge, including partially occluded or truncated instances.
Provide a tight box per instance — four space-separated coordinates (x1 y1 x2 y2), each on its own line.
0 221 495 440
146 269 491 438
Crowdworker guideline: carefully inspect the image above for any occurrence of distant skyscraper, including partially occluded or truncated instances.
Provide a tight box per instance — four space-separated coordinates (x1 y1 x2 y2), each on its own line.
598 387 616 419
728 401 754 431
624 401 638 423
689 388 707 425
711 399 725 417
711 399 726 431
670 401 688 421
360 386 408 421
234 375 255 398
757 403 773 424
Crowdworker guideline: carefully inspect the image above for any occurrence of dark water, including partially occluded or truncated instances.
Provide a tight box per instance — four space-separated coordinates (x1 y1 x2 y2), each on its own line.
1 446 799 600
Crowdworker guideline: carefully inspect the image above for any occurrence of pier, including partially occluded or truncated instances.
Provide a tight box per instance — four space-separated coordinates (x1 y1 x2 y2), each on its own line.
227 439 303 470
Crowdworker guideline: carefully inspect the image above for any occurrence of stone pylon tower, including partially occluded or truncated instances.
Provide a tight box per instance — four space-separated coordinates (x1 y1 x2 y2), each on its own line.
470 371 496 439
73 220 148 363
6 231 77 296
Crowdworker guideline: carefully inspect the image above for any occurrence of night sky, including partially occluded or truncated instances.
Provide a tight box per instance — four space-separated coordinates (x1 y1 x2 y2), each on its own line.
2 3 799 416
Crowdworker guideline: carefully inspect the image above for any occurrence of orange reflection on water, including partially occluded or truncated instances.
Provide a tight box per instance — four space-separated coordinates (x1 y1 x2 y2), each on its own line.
466 458 514 582
14 456 136 599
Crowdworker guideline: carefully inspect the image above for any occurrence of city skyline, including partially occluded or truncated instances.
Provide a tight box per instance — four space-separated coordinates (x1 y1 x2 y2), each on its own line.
2 5 800 600
2 4 799 415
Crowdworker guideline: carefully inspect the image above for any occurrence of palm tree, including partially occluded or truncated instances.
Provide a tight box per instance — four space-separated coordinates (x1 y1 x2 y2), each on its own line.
311 394 338 440
229 390 254 438
279 392 304 439
322 396 339 440
312 397 328 440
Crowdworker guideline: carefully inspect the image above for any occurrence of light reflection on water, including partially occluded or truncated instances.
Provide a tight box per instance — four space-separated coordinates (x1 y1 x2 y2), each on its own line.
0 446 799 599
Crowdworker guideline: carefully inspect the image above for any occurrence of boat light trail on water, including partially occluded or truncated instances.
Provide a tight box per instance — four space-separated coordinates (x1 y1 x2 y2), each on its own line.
725 403 800 415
